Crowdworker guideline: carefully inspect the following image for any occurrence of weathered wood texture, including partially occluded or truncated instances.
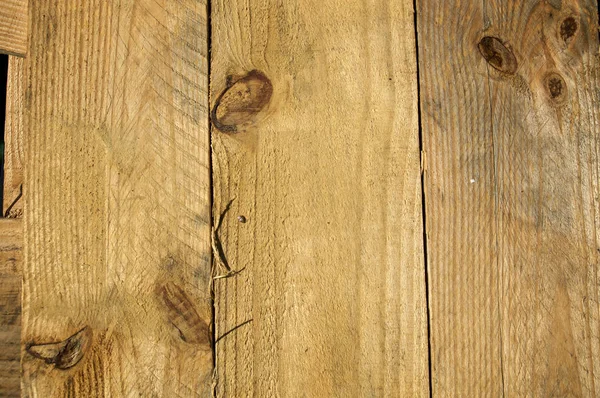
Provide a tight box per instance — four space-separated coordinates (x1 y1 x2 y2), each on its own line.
3 56 24 217
0 219 22 397
0 0 28 56
418 0 600 396
211 0 428 396
21 0 212 396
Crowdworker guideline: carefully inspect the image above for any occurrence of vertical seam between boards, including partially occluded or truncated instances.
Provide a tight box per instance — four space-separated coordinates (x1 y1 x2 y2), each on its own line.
0 55 9 216
597 0 600 46
411 2 433 397
206 0 217 391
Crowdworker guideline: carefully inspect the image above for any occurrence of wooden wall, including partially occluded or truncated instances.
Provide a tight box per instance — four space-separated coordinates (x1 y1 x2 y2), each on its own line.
0 0 598 396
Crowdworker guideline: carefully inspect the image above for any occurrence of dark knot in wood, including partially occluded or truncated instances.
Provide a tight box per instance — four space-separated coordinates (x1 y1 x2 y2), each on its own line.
211 70 273 133
27 327 92 370
478 36 518 75
560 17 578 43
544 72 567 102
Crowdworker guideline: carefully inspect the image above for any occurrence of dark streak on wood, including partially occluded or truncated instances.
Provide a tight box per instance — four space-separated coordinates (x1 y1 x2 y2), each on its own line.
156 281 211 347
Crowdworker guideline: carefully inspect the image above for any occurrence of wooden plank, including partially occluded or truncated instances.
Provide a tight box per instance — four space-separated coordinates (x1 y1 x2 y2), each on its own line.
0 0 27 56
21 1 212 396
3 56 24 218
0 219 22 397
418 0 600 395
211 1 428 396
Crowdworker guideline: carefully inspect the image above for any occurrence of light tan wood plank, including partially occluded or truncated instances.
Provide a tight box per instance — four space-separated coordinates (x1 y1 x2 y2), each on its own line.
211 1 429 396
3 56 24 218
0 219 22 398
21 1 212 396
418 0 600 395
0 0 27 56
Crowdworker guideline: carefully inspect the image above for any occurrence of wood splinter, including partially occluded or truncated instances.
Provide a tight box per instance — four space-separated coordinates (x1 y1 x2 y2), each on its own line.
211 198 246 280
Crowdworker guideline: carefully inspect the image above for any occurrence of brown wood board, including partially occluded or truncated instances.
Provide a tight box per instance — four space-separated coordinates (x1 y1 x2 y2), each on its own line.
21 0 213 396
210 0 429 396
418 0 600 395
0 219 22 397
3 56 24 217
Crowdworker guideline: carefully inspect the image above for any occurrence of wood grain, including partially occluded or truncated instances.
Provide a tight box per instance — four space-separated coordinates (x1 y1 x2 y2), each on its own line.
3 56 24 217
211 0 429 396
21 0 212 396
0 219 22 397
0 0 27 56
418 0 600 395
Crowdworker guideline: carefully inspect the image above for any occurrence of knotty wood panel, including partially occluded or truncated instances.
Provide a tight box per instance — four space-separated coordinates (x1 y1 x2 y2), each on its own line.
0 219 22 397
0 0 27 56
418 0 600 395
211 0 428 396
3 56 24 217
21 1 212 396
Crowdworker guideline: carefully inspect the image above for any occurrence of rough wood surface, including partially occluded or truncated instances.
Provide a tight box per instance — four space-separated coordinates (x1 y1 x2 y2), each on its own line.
0 0 27 56
21 1 212 396
211 1 429 396
0 219 22 397
3 56 24 218
418 0 600 395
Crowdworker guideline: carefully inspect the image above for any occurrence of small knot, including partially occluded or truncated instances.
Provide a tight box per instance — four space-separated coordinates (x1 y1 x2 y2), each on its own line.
27 327 92 370
211 70 273 133
559 17 578 43
544 72 567 102
478 36 518 75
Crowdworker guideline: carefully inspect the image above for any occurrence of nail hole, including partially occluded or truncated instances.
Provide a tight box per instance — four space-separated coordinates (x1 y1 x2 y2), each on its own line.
478 36 518 75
